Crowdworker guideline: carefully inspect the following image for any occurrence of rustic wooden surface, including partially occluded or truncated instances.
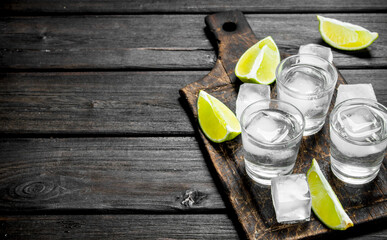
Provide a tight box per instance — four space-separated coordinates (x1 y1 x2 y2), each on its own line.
0 1 386 239
180 10 386 239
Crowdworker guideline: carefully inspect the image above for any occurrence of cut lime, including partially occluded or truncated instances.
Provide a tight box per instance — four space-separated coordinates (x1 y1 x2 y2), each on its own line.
317 15 378 51
235 36 280 84
197 90 241 143
307 159 354 230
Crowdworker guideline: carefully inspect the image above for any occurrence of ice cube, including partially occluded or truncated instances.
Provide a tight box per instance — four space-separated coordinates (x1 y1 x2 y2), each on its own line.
245 110 292 144
277 88 328 119
338 106 382 141
236 83 270 120
285 70 324 94
242 134 296 162
331 123 387 158
335 84 377 107
299 43 333 63
331 105 387 157
278 67 329 117
271 174 312 223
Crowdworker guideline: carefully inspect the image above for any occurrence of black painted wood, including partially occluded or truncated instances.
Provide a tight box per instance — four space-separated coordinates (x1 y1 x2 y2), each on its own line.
1 0 387 14
0 14 386 70
0 214 240 239
0 71 195 135
0 215 386 240
0 137 225 212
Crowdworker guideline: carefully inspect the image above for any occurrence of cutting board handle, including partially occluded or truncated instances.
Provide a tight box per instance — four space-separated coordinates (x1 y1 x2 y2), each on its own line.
204 11 259 79
205 10 256 44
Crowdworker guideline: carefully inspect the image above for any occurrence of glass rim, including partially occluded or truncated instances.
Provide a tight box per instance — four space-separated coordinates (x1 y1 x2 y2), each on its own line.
240 99 305 146
275 54 338 97
330 98 387 145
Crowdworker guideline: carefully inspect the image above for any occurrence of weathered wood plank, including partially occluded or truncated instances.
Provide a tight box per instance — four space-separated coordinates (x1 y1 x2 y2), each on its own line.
1 0 387 14
340 69 387 103
0 214 386 240
0 15 214 70
0 71 196 135
0 214 240 240
0 14 386 70
0 70 386 135
0 137 225 212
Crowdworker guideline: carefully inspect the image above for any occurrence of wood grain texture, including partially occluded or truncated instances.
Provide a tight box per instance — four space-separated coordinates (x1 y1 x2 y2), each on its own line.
0 70 386 135
0 214 239 240
1 0 387 13
340 69 387 104
0 137 226 212
1 14 386 70
0 214 386 240
0 71 195 135
180 11 387 240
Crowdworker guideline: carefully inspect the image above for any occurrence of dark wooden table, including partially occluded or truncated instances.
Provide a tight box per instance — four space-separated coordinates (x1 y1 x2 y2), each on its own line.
0 1 386 239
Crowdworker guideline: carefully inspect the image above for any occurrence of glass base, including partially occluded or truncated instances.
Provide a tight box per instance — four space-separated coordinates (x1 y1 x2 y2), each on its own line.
331 162 379 185
245 166 272 186
303 120 324 136
245 160 293 186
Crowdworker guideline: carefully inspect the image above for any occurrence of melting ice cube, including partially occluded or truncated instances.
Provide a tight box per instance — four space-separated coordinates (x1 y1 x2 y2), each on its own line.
331 105 387 158
335 84 377 107
338 106 383 142
285 69 325 94
236 83 270 120
299 43 333 63
245 110 292 144
271 174 311 223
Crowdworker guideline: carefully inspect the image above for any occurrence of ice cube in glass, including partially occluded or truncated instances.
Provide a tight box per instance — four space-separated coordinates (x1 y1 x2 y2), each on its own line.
276 54 337 136
236 83 270 120
285 69 326 94
338 106 382 141
240 99 305 185
246 110 292 144
271 174 311 223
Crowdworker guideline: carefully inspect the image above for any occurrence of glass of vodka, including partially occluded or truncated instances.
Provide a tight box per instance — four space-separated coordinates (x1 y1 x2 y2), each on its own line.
330 98 387 184
276 54 338 136
240 99 305 185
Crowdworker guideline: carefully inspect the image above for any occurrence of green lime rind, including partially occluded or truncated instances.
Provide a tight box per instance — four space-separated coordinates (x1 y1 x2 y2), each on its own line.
197 90 241 143
307 159 354 230
317 15 379 51
235 36 280 84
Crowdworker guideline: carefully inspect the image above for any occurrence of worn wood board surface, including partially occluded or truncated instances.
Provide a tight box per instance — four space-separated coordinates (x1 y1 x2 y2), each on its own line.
179 10 386 240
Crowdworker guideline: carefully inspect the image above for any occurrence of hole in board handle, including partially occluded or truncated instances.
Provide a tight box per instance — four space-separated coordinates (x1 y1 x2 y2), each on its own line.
222 22 237 32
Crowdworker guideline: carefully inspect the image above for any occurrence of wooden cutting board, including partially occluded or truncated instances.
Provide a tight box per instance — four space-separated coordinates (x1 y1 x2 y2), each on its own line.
179 10 386 240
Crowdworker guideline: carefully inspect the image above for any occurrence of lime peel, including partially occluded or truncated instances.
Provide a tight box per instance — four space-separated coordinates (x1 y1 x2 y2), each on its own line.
317 15 378 51
197 90 241 143
307 159 354 230
235 36 280 84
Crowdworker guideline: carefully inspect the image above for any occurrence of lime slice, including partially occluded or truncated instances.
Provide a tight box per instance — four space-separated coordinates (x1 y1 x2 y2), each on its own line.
235 36 280 84
317 15 378 51
307 159 354 230
197 90 241 143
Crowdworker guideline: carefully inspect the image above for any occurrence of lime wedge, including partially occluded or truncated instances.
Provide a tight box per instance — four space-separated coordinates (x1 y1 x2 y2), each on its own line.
235 36 280 84
307 159 354 230
317 15 378 51
197 90 241 143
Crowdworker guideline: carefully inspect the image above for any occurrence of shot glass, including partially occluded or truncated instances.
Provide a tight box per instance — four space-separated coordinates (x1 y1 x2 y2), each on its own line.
276 54 338 136
240 99 305 185
330 98 387 184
